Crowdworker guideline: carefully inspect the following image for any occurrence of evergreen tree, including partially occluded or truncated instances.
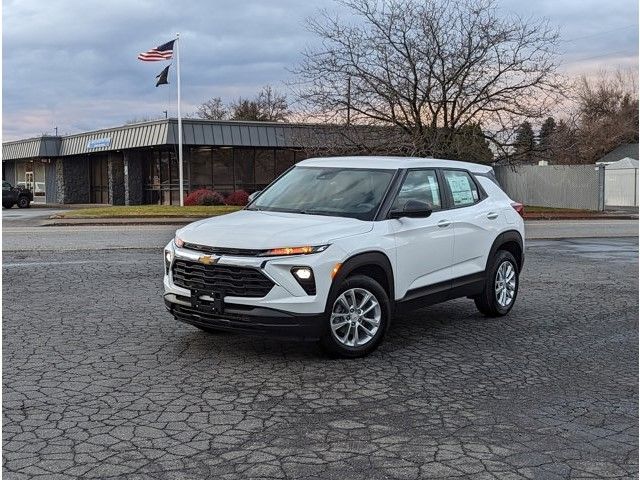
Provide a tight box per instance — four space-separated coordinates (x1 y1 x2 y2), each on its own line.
513 121 535 162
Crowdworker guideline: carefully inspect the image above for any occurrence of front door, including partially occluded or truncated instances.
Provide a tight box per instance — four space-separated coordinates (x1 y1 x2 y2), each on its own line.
90 156 109 204
389 169 455 298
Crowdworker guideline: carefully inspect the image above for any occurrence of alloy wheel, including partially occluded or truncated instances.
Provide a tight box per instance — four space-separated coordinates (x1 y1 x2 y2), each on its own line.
330 288 381 347
495 261 516 307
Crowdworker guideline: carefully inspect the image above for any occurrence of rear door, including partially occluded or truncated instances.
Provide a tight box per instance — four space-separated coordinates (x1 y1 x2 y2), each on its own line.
388 169 455 297
441 169 503 278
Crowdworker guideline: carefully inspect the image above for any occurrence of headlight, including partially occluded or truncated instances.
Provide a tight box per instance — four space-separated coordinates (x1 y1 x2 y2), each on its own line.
174 235 185 248
259 244 329 257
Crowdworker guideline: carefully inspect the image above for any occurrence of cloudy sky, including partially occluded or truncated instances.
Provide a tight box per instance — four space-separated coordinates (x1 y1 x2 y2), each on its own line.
3 0 638 140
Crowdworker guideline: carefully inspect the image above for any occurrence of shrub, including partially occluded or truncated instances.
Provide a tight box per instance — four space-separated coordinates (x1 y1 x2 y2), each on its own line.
225 190 249 206
184 189 225 206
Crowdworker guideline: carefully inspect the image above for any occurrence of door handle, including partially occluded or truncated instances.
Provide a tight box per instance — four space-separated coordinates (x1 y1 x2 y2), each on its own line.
437 220 451 228
486 212 499 220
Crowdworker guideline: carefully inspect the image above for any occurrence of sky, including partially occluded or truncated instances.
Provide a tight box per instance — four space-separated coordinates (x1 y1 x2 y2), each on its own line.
2 0 638 141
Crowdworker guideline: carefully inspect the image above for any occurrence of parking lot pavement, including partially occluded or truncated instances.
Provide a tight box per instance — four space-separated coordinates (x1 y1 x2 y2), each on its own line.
3 238 638 479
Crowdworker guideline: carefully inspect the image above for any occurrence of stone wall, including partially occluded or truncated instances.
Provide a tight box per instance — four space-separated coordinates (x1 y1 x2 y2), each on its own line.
124 152 144 205
108 153 125 205
56 157 90 204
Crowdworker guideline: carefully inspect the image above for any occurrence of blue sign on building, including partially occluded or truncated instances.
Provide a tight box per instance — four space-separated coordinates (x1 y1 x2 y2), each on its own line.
87 137 111 149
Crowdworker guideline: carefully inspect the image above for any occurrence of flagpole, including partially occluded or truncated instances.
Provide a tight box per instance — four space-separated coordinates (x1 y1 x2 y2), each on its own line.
176 33 184 206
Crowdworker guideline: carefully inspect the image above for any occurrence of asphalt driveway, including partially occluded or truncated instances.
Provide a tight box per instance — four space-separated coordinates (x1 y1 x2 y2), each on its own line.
2 237 638 479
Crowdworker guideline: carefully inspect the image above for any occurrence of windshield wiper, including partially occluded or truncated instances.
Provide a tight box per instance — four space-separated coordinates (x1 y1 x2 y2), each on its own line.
297 209 335 216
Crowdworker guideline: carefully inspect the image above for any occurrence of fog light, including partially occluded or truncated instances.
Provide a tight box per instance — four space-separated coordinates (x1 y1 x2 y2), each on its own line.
291 267 316 295
293 267 312 280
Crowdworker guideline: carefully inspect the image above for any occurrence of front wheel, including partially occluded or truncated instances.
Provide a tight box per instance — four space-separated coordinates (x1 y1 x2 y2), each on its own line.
474 250 519 317
17 196 30 208
320 275 390 358
3 202 13 209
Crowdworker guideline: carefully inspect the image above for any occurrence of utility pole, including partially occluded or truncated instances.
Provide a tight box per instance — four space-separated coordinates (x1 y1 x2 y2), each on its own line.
54 126 58 136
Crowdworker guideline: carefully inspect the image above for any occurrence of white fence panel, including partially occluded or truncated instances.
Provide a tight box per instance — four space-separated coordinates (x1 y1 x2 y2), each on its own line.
604 168 638 207
494 165 601 210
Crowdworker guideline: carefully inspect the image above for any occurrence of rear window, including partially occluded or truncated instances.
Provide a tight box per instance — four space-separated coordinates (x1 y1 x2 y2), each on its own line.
443 170 479 207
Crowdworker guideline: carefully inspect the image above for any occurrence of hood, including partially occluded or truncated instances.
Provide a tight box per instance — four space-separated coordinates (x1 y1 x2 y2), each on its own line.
177 210 373 249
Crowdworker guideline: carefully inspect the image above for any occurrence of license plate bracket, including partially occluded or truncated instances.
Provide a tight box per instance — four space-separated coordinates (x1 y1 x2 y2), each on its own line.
191 289 225 313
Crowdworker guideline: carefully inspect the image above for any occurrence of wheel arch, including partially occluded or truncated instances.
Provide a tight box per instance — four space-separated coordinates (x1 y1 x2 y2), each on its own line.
326 251 395 311
487 230 524 271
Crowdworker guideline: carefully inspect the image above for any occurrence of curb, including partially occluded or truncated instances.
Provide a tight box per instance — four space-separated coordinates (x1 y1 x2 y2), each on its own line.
43 217 199 227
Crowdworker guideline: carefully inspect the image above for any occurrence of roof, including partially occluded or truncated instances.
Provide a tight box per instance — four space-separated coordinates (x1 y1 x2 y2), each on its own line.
603 157 639 170
298 156 494 173
2 118 348 161
597 143 639 164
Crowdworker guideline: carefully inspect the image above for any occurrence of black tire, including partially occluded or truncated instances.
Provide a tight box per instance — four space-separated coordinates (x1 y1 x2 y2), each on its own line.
474 250 519 317
320 274 391 358
17 196 30 209
3 202 13 209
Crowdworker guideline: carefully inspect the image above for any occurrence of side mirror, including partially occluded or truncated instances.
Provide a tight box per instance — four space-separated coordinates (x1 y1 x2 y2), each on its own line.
248 190 262 203
389 200 433 219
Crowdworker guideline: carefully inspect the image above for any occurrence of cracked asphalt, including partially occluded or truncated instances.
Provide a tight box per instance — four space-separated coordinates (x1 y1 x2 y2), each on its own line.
3 237 638 479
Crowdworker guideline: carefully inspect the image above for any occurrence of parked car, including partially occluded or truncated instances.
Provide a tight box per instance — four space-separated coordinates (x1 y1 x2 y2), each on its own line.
2 181 33 209
163 157 525 357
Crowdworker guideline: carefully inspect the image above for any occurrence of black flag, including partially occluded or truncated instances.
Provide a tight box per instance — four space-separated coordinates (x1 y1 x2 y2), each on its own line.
155 65 170 87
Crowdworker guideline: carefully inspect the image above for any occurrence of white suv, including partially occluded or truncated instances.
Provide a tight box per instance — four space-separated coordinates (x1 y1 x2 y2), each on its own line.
164 157 524 357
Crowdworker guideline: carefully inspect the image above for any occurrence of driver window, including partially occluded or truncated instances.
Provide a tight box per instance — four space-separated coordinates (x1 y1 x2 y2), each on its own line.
392 170 441 211
2 181 11 190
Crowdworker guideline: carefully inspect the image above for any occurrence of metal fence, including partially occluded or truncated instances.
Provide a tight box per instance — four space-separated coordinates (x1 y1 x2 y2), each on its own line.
494 165 604 211
604 168 638 207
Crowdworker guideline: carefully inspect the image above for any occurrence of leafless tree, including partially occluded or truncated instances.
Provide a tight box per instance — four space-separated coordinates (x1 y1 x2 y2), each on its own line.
196 97 229 120
293 0 563 161
574 69 638 163
256 85 290 122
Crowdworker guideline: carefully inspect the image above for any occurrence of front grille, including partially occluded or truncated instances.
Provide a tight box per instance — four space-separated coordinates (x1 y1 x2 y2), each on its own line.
182 242 267 257
172 259 274 298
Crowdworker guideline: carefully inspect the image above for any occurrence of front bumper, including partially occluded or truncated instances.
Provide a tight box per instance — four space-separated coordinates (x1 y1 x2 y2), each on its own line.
164 293 325 340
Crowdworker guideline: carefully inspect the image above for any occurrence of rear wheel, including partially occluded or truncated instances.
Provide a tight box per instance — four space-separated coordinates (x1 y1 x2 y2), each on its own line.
17 196 30 208
474 250 519 317
320 275 390 358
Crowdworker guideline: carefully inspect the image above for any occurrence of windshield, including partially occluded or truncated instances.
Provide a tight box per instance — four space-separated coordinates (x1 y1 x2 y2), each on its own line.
248 166 395 220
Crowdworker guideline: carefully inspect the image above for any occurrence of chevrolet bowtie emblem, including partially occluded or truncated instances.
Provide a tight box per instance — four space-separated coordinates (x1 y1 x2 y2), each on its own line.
198 255 219 265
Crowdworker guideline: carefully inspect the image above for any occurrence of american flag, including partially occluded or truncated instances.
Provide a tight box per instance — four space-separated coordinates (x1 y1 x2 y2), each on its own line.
137 40 175 61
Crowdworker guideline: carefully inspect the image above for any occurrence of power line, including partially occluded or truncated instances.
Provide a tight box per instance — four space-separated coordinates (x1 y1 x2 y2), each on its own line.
561 24 638 43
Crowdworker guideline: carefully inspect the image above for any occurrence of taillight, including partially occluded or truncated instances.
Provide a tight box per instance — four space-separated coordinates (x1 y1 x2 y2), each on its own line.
511 202 525 218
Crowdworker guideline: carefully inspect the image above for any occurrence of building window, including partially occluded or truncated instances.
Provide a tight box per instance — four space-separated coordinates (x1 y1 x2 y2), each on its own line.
212 148 233 191
255 149 275 186
234 148 255 191
275 149 295 176
190 147 212 190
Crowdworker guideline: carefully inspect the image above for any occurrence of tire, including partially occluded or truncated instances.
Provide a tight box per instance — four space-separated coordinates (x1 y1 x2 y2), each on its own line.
474 250 519 317
3 202 13 209
17 196 30 209
320 274 391 358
